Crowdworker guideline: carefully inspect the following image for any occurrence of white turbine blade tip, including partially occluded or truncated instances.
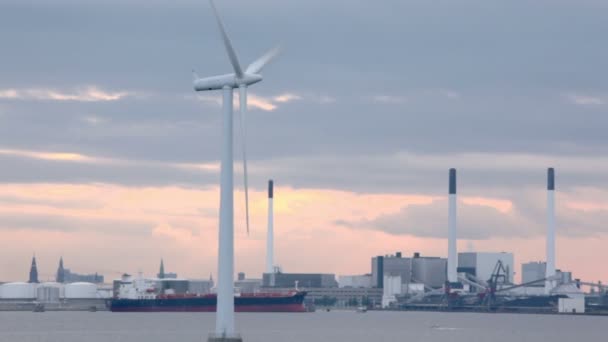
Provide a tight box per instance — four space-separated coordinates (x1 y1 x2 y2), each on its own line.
246 46 281 74
209 0 243 78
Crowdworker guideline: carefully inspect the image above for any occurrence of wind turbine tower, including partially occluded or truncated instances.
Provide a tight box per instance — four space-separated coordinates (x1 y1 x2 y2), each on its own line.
193 1 279 341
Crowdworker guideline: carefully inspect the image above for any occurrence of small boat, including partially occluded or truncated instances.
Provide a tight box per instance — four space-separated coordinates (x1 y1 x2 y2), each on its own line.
356 306 367 313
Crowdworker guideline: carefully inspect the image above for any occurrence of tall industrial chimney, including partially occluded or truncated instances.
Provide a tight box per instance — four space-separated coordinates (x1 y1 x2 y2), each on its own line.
447 168 458 283
266 180 274 274
545 168 556 294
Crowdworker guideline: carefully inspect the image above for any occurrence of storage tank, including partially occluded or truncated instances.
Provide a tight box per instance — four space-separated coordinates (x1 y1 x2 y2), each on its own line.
64 282 98 299
36 282 64 302
0 282 36 299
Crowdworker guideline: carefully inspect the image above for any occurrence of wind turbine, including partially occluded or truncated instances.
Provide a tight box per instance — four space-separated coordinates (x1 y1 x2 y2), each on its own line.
193 0 278 340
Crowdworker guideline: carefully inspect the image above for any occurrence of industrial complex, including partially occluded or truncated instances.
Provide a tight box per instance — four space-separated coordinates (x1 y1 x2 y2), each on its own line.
1 170 606 314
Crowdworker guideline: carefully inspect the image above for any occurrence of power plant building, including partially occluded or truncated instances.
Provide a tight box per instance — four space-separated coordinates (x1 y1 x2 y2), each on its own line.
522 262 547 286
458 252 514 284
411 256 447 288
372 253 447 289
338 275 372 288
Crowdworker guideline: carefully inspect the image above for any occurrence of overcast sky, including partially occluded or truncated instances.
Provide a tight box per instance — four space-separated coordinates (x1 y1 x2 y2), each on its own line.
0 0 607 283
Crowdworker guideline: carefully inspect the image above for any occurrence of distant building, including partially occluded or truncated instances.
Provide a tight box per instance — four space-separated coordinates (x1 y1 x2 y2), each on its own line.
234 272 262 293
371 256 384 288
158 259 165 279
56 257 65 283
458 252 514 284
28 256 39 283
262 273 337 288
262 286 383 307
411 255 447 288
372 252 447 289
63 269 104 283
235 279 262 293
338 274 372 288
522 261 546 286
188 278 214 294
157 259 177 279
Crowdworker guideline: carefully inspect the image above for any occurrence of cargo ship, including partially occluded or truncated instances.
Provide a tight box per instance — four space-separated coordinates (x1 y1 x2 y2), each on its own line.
110 291 307 312
109 274 307 313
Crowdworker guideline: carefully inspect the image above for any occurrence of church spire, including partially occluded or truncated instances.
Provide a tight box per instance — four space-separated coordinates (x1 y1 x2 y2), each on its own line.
56 257 65 283
28 255 39 283
158 259 165 279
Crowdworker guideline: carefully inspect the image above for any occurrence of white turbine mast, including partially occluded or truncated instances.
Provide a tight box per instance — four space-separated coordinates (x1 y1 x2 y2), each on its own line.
193 1 279 340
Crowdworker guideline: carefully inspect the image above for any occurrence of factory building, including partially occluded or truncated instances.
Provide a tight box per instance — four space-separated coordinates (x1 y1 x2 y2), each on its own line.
457 252 514 284
522 262 546 286
235 272 262 293
371 256 384 288
262 273 338 288
411 256 447 288
188 277 214 295
338 275 372 288
372 252 447 289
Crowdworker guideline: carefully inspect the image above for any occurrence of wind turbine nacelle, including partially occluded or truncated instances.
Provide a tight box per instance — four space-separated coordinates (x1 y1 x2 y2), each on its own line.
194 73 262 91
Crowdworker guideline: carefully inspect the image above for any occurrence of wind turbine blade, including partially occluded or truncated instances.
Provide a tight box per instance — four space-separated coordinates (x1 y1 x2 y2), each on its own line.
246 47 281 74
239 85 250 235
209 0 243 78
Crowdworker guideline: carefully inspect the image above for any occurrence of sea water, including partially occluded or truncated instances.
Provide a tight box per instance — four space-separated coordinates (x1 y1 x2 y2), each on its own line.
0 310 605 342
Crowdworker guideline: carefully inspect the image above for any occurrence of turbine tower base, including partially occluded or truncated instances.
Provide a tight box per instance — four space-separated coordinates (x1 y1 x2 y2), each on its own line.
208 334 243 342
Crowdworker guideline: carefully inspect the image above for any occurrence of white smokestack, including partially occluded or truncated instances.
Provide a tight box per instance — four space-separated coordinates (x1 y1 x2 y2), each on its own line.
447 168 458 283
266 180 274 274
545 168 556 294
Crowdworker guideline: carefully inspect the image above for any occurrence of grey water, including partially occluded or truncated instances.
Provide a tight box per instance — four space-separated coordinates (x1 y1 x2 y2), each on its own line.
0 311 605 342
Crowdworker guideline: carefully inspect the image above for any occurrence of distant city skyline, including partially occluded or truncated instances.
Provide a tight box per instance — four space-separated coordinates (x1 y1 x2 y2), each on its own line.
0 0 607 283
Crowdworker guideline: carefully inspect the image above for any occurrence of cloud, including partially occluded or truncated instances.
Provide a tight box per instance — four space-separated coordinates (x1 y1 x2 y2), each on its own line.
195 93 276 111
0 148 107 163
566 94 605 106
371 95 407 104
0 182 607 282
0 89 19 99
442 90 461 100
0 86 134 102
0 212 151 236
152 222 198 243
248 94 277 111
337 197 531 240
0 147 220 172
309 94 337 104
194 91 307 112
338 188 608 240
273 93 302 103
81 115 107 126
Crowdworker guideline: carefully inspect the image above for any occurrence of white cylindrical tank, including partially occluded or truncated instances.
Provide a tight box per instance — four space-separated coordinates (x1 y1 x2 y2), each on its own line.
0 282 37 299
36 282 64 302
64 282 98 299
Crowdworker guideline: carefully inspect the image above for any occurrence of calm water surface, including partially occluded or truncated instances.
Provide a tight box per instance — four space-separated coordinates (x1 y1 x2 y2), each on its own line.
0 310 605 342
